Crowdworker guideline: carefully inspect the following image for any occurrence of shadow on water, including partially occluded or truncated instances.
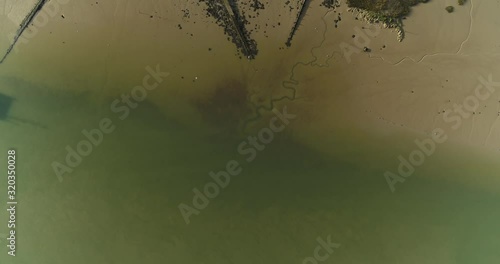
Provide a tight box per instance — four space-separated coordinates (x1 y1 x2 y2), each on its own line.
0 93 47 129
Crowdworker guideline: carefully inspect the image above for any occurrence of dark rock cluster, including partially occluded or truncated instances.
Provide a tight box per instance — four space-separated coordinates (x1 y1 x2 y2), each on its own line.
347 0 429 18
199 0 258 59
321 0 339 9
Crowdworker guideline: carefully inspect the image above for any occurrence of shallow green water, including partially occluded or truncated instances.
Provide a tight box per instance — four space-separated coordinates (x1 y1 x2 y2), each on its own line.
0 77 499 264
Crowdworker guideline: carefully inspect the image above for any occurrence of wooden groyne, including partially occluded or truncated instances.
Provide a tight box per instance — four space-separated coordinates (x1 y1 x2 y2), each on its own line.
285 0 311 47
